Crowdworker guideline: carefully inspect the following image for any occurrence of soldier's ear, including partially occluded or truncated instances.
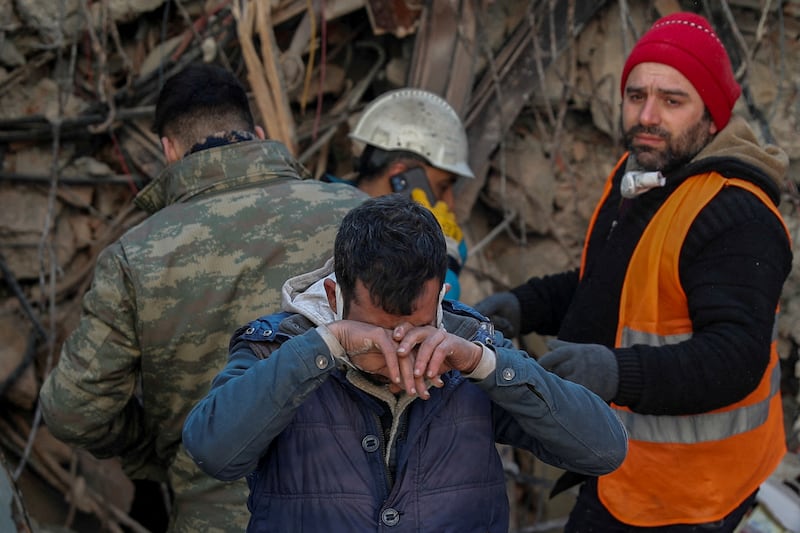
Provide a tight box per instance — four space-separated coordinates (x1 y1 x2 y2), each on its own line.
161 136 182 164
255 126 266 140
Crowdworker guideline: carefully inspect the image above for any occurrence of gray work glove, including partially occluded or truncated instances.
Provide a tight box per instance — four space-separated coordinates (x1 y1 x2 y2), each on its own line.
474 291 521 339
538 339 619 402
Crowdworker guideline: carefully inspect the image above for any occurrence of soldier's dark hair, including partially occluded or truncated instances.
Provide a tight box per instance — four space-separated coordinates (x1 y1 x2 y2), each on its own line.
354 145 429 185
152 63 255 147
334 194 447 317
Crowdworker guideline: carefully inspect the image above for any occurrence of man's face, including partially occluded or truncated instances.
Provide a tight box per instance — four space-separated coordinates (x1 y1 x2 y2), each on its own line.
340 277 442 386
622 62 717 172
422 165 459 210
365 164 458 209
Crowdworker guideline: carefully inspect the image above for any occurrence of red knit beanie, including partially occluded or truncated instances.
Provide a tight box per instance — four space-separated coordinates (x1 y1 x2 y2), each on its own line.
620 12 741 130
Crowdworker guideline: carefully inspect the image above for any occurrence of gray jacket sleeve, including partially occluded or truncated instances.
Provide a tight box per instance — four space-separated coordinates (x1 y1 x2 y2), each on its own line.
182 328 334 481
476 345 628 476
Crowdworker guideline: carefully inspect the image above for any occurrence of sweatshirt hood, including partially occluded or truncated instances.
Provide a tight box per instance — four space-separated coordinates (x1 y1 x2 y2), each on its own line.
691 116 788 191
281 257 336 326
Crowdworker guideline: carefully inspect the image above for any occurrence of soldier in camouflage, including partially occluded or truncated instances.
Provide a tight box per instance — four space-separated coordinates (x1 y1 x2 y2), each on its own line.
39 63 366 532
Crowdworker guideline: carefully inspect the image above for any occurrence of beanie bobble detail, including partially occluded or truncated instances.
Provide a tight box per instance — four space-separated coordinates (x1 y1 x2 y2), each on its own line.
620 12 741 130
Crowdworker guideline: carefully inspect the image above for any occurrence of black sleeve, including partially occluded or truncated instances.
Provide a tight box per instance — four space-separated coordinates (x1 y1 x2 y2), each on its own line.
614 187 792 414
511 268 580 337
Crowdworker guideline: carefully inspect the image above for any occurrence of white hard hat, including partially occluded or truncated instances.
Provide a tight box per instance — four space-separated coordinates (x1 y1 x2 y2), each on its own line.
349 88 474 178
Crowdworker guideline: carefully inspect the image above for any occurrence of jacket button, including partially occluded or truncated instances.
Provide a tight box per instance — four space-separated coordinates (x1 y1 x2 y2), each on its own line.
361 435 380 452
381 507 400 526
245 327 255 334
502 367 515 381
315 355 329 370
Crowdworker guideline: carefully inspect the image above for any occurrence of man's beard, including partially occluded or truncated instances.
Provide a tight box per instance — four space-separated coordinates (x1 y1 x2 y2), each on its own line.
623 116 713 173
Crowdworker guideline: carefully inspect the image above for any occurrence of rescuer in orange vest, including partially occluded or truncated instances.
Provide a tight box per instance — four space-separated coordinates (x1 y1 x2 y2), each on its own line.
475 11 793 531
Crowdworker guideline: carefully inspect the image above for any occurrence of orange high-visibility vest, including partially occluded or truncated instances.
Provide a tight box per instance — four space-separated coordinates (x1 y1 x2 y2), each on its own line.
580 160 789 526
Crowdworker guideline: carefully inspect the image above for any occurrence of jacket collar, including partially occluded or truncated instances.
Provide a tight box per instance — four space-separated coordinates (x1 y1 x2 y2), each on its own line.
134 140 310 214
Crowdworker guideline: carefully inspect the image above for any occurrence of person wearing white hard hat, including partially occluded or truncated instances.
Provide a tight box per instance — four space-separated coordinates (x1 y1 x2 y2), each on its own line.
337 88 473 300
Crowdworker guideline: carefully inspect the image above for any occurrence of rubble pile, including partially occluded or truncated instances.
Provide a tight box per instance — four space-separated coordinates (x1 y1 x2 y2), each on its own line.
0 0 799 531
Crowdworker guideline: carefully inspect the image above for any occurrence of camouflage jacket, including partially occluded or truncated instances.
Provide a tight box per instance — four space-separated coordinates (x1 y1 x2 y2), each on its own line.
39 139 367 532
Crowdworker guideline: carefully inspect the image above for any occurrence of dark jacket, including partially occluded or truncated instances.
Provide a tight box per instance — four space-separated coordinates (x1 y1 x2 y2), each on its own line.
183 287 628 532
243 308 509 532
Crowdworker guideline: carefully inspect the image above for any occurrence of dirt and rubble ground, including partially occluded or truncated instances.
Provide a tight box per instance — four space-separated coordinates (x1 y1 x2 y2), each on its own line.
1 0 800 531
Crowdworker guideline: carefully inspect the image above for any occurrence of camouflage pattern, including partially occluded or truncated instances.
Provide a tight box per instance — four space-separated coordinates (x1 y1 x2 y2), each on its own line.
39 140 367 532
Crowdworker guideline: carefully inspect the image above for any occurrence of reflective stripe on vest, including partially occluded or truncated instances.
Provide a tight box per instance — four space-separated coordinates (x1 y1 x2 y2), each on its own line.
620 311 781 347
616 362 780 444
582 165 790 527
619 327 691 347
